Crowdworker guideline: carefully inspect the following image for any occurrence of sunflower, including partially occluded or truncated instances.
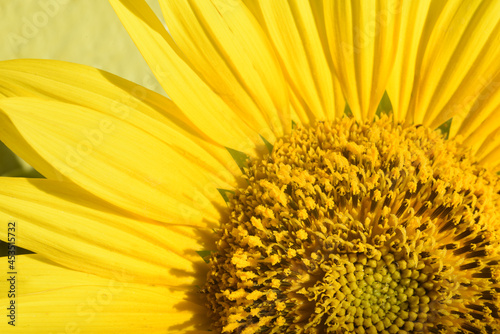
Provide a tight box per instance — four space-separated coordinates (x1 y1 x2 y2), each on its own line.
2 0 500 333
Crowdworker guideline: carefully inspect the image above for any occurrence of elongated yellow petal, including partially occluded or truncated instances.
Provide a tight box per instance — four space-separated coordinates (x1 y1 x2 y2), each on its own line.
287 86 314 125
324 0 402 121
109 0 261 153
0 97 227 226
245 0 344 124
0 178 215 285
445 69 500 172
386 0 437 122
477 129 500 172
452 79 500 149
0 255 209 333
0 59 238 185
409 0 500 128
159 0 289 140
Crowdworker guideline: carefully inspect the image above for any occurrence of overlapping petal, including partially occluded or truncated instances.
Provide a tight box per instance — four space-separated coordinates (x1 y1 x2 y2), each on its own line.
324 0 402 121
407 0 500 128
386 0 436 122
0 96 228 226
244 0 344 124
0 178 215 285
109 0 266 154
159 0 290 141
0 255 209 333
448 69 500 172
0 59 239 180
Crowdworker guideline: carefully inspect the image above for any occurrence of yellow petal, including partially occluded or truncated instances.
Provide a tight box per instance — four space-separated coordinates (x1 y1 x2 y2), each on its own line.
0 255 209 333
476 129 500 172
409 0 500 128
287 86 314 125
0 59 238 185
450 75 500 150
109 0 261 153
446 68 500 172
324 0 402 121
0 97 227 226
160 0 289 140
245 0 344 123
0 178 215 285
386 0 437 122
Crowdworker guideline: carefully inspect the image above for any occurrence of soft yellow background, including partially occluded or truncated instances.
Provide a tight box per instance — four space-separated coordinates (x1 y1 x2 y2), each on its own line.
0 0 164 176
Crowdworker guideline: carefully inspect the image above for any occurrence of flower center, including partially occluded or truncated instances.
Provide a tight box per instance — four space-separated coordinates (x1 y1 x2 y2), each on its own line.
203 116 500 333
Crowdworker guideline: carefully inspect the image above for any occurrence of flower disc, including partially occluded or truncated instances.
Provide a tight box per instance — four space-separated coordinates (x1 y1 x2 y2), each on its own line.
204 116 500 333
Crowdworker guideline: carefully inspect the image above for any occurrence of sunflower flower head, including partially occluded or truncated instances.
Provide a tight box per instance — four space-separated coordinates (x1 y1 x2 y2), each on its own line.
3 0 500 333
204 116 500 333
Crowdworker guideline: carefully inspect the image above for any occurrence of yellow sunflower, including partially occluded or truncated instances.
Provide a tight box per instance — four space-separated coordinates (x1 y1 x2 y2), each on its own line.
2 0 500 333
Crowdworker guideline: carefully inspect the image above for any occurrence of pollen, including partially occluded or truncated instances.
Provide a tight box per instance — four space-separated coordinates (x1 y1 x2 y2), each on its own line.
203 116 500 333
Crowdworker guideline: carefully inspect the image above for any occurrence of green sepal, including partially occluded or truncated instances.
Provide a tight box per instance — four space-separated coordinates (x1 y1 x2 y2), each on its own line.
218 188 235 205
344 102 353 117
226 147 249 173
260 135 274 154
376 91 393 117
196 250 216 264
436 118 452 139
